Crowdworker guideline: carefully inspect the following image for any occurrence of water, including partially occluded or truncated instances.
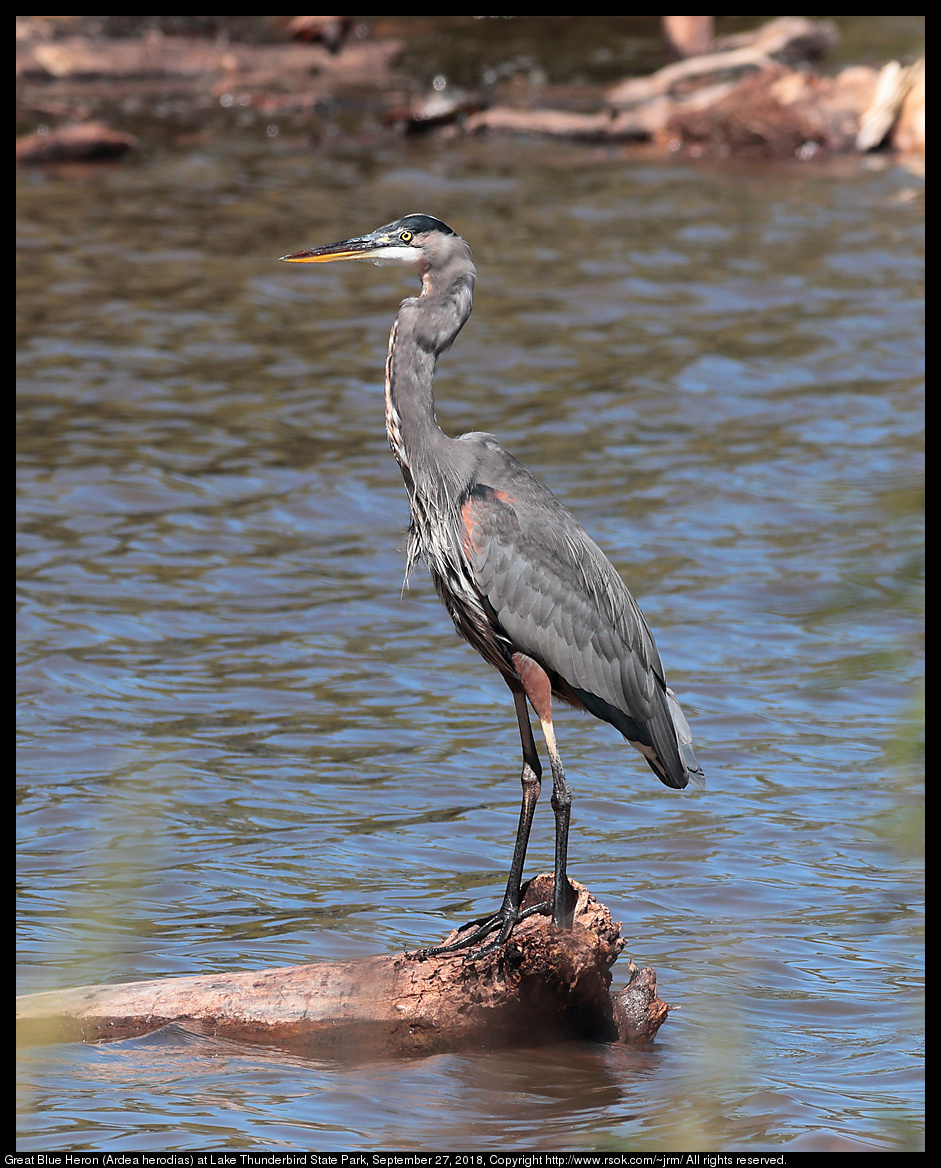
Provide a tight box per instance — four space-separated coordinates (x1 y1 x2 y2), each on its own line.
17 121 923 1150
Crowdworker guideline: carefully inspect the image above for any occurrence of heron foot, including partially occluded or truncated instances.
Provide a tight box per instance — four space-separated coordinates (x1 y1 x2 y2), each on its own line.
413 898 552 962
410 873 578 962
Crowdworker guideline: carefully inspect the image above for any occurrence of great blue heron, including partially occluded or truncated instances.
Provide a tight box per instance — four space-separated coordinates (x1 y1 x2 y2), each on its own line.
282 214 704 956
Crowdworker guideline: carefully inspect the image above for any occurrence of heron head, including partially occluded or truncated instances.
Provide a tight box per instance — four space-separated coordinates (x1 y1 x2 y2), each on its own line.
280 214 458 267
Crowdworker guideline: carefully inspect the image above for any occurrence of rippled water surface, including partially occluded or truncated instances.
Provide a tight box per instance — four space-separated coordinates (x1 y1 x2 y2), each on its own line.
17 119 923 1152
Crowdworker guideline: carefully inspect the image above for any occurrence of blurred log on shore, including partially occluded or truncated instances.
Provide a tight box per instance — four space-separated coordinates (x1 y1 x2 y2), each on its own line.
16 29 401 91
15 17 923 164
466 17 924 159
15 18 404 163
16 119 136 163
16 877 669 1057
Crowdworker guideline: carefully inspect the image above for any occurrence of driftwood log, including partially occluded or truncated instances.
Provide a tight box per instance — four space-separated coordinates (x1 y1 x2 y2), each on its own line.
16 33 403 91
463 17 924 159
17 877 669 1057
16 119 137 164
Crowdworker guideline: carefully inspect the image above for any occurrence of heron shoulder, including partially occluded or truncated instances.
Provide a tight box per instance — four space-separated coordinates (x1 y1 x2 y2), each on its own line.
452 440 658 653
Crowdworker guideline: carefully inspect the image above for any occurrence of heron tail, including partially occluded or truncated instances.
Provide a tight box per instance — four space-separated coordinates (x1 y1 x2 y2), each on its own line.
665 687 705 790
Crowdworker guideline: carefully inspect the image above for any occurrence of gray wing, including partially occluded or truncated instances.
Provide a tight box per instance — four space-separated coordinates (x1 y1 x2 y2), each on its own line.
458 454 703 790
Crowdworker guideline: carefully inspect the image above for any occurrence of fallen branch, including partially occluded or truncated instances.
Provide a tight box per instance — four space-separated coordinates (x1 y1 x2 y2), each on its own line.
607 17 839 109
464 106 658 142
16 877 670 1055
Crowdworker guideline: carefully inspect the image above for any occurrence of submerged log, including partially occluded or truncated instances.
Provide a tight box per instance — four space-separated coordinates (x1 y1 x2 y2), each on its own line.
16 877 670 1056
16 119 136 164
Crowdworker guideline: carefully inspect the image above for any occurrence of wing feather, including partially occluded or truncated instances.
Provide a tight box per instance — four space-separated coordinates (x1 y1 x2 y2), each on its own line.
456 445 702 789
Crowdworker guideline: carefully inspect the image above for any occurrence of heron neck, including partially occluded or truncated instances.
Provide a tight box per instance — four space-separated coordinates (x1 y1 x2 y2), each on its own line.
384 317 439 475
384 265 475 482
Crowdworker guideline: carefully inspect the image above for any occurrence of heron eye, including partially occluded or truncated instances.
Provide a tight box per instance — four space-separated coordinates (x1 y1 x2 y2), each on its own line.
400 231 413 243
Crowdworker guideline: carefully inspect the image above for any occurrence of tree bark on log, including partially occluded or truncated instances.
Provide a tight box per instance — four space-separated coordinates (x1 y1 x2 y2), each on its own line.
16 878 670 1056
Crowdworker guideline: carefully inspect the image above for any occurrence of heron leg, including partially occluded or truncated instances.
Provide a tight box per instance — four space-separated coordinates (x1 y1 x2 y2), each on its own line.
492 687 544 930
514 653 574 929
414 685 548 959
539 712 573 929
